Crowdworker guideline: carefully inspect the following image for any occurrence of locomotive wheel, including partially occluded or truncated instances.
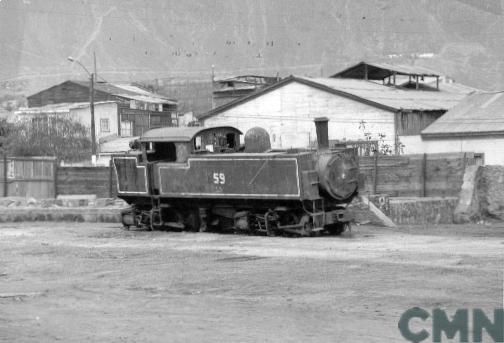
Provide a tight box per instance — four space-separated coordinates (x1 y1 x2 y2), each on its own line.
150 209 163 230
325 222 350 236
278 211 299 227
162 209 185 231
183 209 200 232
299 215 313 237
121 208 136 230
264 210 278 236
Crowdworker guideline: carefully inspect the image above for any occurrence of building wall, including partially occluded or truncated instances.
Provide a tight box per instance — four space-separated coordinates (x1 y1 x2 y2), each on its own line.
401 135 504 165
119 107 174 136
396 111 445 136
70 102 119 141
202 82 395 149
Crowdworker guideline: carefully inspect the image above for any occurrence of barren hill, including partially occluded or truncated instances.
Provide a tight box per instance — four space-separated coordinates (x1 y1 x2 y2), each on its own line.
1 0 503 99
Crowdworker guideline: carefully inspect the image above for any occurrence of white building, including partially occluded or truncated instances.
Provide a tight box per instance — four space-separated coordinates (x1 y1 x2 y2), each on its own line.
404 92 504 165
200 75 466 152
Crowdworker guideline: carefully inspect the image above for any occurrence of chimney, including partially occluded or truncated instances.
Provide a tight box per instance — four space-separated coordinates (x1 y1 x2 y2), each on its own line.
314 117 329 150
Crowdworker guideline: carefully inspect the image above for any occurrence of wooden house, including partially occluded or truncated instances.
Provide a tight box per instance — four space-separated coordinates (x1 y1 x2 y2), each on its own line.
22 80 178 140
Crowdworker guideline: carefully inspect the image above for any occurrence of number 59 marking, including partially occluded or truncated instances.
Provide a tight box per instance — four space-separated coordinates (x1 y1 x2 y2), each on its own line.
213 172 225 184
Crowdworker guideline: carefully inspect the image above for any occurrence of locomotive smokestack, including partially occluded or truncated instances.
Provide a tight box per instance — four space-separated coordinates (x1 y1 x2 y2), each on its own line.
314 117 329 150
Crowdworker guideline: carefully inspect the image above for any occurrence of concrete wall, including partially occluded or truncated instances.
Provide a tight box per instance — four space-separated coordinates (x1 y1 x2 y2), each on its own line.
202 82 395 149
476 166 504 219
455 165 504 222
70 102 119 141
401 135 504 165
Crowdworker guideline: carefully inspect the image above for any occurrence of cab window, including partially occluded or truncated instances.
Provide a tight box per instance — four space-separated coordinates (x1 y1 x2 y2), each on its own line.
146 142 177 162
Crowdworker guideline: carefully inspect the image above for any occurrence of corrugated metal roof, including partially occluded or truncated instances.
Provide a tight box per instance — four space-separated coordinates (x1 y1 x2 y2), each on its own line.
199 75 468 120
114 94 176 105
428 80 480 95
140 126 242 142
331 61 440 79
364 62 439 76
100 136 139 153
15 101 116 114
16 103 73 113
421 92 504 137
71 81 177 104
300 77 466 111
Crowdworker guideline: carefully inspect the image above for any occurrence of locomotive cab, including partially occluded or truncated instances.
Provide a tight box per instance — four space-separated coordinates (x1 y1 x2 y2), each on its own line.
138 126 242 163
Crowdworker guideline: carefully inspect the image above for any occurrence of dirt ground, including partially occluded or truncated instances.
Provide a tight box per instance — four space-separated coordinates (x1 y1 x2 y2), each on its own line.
0 222 502 343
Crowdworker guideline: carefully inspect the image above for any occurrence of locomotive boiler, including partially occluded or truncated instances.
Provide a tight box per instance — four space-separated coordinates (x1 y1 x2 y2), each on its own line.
113 117 359 236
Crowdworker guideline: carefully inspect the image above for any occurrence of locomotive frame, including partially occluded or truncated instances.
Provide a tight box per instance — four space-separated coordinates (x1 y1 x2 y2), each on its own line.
113 118 359 236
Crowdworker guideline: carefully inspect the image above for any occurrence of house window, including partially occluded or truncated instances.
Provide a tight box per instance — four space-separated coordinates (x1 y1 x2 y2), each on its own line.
100 119 110 132
121 121 133 137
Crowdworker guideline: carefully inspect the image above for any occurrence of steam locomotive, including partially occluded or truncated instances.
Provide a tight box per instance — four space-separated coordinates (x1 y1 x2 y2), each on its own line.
113 117 359 236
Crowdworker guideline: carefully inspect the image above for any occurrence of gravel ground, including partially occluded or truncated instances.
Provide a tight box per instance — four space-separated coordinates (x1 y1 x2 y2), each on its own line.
0 222 502 342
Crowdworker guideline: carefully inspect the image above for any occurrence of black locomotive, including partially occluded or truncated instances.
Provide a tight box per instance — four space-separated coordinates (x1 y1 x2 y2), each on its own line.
113 117 359 236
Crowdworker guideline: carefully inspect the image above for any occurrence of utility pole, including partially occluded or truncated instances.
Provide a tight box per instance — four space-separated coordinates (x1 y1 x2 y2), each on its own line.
93 51 97 81
211 64 215 109
89 72 96 159
68 55 97 164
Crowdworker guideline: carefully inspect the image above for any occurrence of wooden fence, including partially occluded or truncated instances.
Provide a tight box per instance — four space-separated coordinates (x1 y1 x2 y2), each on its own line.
1 152 477 199
0 156 57 198
359 152 476 197
56 164 117 198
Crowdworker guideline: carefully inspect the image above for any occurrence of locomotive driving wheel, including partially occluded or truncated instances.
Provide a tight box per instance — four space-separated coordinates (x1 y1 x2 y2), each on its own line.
150 208 163 231
264 210 279 236
183 209 200 232
325 222 351 235
299 215 314 237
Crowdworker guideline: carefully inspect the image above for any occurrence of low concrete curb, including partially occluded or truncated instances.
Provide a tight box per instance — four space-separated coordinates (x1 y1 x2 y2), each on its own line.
0 207 122 223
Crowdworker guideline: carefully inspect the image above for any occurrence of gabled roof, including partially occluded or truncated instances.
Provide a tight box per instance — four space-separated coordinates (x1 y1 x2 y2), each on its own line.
214 75 279 83
140 126 242 142
70 81 177 105
425 79 480 95
28 80 177 105
199 75 467 119
306 77 465 111
422 92 504 138
15 101 117 114
331 61 440 79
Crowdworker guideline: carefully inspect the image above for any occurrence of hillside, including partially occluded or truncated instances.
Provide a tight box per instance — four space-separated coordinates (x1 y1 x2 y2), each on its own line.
1 0 503 101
